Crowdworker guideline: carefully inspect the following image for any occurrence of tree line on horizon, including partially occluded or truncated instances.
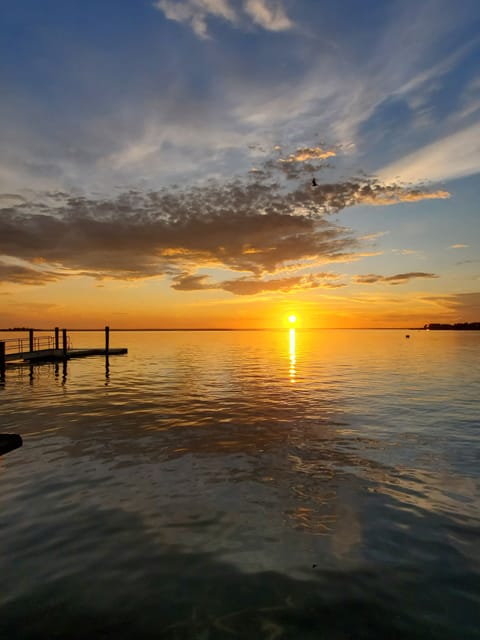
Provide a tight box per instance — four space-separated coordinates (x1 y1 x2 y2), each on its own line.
424 322 480 330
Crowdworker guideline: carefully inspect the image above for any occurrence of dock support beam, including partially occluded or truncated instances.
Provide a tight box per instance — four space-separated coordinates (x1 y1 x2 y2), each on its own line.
105 326 110 356
29 329 34 353
55 327 59 350
0 341 5 379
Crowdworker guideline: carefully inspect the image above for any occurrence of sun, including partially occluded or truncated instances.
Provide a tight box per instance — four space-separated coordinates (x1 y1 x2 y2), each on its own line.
288 314 297 324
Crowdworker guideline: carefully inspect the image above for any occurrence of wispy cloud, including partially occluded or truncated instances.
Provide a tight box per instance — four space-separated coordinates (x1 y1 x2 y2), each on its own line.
354 186 450 206
392 249 419 255
0 258 63 285
421 291 480 320
354 272 439 285
450 243 469 249
378 121 480 184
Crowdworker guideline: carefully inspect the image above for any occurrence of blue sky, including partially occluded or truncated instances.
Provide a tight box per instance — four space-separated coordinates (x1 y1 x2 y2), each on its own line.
0 0 479 327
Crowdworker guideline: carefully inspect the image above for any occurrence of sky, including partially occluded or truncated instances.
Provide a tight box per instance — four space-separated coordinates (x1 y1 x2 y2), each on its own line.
1 0 479 329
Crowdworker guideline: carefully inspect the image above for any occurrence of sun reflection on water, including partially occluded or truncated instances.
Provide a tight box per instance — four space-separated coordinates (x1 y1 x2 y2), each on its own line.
289 328 296 383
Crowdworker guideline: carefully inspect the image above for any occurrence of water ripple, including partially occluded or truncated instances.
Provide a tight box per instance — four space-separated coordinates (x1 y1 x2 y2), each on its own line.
1 330 479 637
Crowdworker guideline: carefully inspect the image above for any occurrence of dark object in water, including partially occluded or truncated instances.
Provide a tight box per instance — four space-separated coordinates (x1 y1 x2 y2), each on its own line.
312 178 317 187
405 334 410 338
0 434 23 456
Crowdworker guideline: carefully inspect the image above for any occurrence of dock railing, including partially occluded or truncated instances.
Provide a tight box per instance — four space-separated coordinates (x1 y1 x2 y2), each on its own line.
3 336 55 356
0 335 72 366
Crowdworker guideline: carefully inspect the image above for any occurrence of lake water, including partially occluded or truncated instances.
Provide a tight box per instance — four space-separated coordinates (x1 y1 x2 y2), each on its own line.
0 329 479 639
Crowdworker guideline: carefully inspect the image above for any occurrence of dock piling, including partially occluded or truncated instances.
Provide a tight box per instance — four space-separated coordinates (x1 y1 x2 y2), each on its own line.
29 329 34 353
55 327 59 350
105 326 110 356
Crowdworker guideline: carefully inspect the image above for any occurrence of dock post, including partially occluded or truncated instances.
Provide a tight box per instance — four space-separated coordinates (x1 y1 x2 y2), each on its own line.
105 326 110 355
29 328 34 353
62 328 68 359
0 341 5 379
55 327 59 350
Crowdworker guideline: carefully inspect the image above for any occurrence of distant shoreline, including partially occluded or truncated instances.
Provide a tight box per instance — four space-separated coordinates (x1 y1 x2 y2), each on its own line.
424 323 480 330
2 325 479 332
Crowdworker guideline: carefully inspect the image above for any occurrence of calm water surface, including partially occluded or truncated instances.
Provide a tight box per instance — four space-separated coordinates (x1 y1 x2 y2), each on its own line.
1 330 479 638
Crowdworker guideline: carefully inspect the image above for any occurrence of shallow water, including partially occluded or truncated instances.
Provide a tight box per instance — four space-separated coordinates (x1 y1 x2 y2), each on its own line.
1 329 479 638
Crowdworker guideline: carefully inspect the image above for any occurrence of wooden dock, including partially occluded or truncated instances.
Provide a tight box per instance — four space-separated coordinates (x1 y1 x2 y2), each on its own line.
0 327 127 376
12 347 128 362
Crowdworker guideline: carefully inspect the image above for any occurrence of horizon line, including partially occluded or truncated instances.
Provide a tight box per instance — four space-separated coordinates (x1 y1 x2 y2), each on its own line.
1 326 427 332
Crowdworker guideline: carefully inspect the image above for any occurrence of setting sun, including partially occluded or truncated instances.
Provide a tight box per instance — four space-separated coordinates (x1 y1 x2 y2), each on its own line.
288 315 297 324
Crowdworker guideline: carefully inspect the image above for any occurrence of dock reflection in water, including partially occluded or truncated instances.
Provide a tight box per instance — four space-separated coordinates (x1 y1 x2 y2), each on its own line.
2 355 113 388
0 329 479 638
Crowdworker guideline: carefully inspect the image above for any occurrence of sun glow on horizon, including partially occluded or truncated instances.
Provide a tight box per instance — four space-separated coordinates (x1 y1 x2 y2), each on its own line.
288 314 297 324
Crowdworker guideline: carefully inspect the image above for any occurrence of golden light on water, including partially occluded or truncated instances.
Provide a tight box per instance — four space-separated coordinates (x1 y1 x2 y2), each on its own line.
289 327 296 383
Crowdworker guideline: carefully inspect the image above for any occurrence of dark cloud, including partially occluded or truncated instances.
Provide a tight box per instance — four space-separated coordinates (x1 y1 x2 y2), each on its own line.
0 179 359 289
354 272 439 285
0 260 63 285
0 195 355 278
171 273 213 291
0 150 448 292
220 274 319 296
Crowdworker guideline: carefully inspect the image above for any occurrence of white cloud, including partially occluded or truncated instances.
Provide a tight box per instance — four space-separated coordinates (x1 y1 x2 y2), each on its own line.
377 121 480 184
244 0 292 31
279 146 336 163
155 0 292 37
155 0 236 38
